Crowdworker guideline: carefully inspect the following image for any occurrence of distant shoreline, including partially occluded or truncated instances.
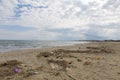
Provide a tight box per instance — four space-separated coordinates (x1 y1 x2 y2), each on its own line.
76 40 120 42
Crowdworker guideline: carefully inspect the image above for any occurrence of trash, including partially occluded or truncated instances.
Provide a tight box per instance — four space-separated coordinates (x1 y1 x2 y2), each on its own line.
34 71 39 74
0 60 22 67
14 67 19 73
0 60 23 79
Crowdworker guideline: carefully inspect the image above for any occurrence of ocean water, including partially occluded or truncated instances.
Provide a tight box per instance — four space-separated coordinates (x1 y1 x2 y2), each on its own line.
0 40 88 52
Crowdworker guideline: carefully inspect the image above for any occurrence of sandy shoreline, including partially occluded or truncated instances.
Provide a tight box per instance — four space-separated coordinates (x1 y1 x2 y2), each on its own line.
0 42 120 80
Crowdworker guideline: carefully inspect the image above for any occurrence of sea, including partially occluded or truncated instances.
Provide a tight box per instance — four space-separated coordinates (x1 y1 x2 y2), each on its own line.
0 40 88 52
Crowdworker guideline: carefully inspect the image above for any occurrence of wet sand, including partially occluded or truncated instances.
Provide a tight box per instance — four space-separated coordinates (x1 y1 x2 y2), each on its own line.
0 42 120 80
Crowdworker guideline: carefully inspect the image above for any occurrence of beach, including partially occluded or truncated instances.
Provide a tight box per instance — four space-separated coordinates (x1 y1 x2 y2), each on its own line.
0 42 120 80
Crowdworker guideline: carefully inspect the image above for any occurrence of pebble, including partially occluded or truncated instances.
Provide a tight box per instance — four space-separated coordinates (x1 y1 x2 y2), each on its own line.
77 59 82 62
83 61 91 65
34 72 39 74
118 72 120 74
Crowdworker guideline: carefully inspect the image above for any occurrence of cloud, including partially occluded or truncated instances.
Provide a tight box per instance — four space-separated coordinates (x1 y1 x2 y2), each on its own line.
0 28 61 40
86 23 120 40
103 0 120 9
0 0 120 40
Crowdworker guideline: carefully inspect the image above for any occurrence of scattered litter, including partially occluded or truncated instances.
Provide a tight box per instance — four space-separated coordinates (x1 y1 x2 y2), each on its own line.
47 59 72 71
0 60 23 79
37 49 77 59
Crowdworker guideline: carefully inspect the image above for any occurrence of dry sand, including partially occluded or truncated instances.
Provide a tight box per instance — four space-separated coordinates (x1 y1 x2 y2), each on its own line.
0 42 120 80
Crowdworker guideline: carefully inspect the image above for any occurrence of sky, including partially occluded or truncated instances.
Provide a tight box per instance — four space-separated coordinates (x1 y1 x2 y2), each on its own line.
0 0 120 40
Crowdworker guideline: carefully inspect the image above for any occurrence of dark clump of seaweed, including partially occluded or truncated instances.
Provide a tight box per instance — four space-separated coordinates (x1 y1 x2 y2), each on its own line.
86 46 114 53
0 60 22 67
37 49 78 59
37 52 52 58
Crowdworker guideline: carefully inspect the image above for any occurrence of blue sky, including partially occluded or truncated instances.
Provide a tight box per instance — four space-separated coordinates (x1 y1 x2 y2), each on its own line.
0 0 120 40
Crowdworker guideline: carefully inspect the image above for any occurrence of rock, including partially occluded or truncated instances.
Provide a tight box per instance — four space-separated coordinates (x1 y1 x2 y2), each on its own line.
50 63 58 70
34 71 39 74
118 72 120 74
68 61 73 64
77 59 82 62
83 61 91 65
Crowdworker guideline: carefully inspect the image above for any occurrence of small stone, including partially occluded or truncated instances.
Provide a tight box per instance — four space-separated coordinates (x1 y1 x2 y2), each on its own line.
118 72 120 74
34 72 39 74
68 61 73 64
77 59 82 62
55 72 59 76
60 57 63 59
50 52 54 54
83 61 91 65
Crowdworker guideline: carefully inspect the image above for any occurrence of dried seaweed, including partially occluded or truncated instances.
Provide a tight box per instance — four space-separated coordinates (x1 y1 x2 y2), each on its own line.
47 59 69 71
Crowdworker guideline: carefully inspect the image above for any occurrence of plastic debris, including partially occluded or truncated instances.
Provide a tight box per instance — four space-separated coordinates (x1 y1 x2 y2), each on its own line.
14 67 19 73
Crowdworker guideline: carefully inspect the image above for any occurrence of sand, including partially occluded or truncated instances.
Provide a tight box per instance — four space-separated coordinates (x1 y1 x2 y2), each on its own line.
0 42 120 80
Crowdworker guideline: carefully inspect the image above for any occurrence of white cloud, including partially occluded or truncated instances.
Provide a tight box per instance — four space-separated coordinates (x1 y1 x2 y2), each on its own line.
0 29 61 40
0 0 120 40
97 28 120 39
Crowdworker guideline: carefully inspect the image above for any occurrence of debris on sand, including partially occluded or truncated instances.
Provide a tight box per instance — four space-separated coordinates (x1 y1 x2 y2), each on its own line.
85 56 101 60
86 46 100 50
0 60 22 67
0 60 23 79
91 57 101 60
37 49 77 59
0 60 39 79
14 67 19 73
37 52 52 58
47 59 70 71
77 59 82 62
36 49 78 59
83 61 91 65
86 46 114 53
23 69 39 78
53 49 90 54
